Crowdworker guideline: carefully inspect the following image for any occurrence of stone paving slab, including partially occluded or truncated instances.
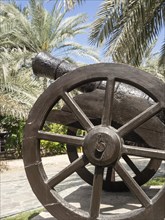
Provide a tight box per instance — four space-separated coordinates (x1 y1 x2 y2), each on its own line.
32 185 161 220
0 155 70 218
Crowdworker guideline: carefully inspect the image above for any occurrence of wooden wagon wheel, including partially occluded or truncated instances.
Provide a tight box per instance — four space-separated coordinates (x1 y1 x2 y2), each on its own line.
65 69 164 192
23 63 165 220
66 126 162 192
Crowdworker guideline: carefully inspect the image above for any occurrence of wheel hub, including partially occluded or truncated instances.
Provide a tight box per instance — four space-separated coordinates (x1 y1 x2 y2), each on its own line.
83 126 121 166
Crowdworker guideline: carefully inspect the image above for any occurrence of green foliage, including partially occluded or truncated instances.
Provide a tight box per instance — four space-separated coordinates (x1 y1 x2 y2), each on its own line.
0 0 99 61
144 176 165 186
0 115 68 158
0 47 43 119
0 115 25 158
2 208 44 220
0 0 99 119
159 39 165 66
89 0 164 66
41 139 66 156
41 123 67 156
140 53 165 81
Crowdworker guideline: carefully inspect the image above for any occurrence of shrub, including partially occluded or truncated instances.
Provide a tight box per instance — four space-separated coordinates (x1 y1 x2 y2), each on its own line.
0 115 25 158
0 116 68 158
40 123 67 156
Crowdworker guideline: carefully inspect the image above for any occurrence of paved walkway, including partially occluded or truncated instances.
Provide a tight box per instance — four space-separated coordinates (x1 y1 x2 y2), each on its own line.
0 155 164 219
0 155 70 218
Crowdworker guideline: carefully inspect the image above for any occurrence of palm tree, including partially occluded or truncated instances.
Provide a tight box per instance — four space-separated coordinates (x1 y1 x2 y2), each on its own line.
0 0 99 118
89 0 165 66
0 0 98 60
0 47 43 119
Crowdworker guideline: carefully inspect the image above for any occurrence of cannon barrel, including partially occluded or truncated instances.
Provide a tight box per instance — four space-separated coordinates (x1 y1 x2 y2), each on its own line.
32 52 99 92
31 52 164 124
32 52 77 80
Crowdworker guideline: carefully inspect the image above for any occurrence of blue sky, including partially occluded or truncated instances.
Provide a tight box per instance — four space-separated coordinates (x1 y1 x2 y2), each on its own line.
13 0 103 63
64 1 164 56
5 0 165 63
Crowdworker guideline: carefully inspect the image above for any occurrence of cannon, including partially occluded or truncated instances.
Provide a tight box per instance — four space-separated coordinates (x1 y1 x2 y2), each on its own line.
23 52 165 220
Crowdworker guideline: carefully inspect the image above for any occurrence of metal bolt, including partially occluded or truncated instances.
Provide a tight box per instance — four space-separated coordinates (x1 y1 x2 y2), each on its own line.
96 142 106 152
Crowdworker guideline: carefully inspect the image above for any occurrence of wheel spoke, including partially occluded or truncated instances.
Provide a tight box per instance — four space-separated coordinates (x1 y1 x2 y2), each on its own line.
118 102 161 137
122 154 141 176
123 145 165 160
37 131 84 146
105 167 115 182
47 156 89 188
101 79 115 126
62 92 94 131
115 161 151 207
89 166 104 218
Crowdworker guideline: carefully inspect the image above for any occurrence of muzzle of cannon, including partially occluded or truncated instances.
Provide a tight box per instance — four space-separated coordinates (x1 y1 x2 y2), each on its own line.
23 53 165 220
32 52 100 92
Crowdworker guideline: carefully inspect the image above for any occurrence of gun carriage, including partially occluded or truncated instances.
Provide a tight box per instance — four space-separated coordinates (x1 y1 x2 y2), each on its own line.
23 52 165 220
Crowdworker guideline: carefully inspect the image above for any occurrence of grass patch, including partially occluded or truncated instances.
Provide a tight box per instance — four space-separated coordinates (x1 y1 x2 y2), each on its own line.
144 176 165 186
2 208 44 220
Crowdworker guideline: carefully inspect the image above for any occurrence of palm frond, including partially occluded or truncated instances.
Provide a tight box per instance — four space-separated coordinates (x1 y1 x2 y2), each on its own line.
0 1 96 62
54 41 100 62
0 47 43 118
0 94 29 119
49 13 88 50
64 0 85 10
0 0 99 119
140 53 165 80
159 39 165 66
90 0 164 66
